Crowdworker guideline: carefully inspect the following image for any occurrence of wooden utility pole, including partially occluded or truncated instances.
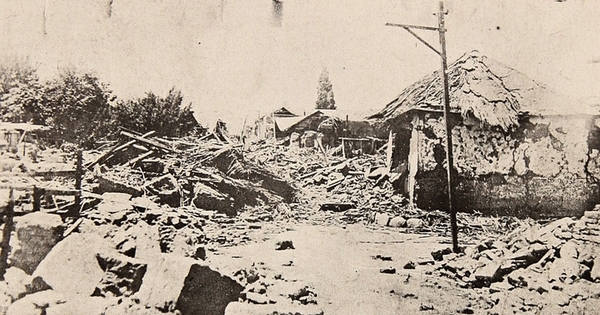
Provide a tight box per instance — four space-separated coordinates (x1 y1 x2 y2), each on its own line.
386 1 458 252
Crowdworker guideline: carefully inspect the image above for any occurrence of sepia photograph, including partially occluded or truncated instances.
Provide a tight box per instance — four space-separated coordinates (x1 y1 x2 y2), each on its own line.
1 0 599 314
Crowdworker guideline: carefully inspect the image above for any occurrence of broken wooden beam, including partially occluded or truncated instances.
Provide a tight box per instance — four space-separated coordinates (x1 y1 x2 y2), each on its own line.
125 150 155 167
120 131 179 153
86 130 156 169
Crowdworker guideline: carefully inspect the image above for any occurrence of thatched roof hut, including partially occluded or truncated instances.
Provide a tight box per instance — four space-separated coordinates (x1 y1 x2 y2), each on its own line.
369 50 600 218
369 50 595 131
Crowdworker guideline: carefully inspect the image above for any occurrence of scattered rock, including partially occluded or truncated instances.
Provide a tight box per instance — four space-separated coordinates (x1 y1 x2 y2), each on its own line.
94 251 148 297
372 254 393 261
589 256 600 281
275 240 295 250
380 267 396 274
403 261 416 269
288 285 318 305
431 247 453 261
5 290 65 315
388 216 406 228
193 246 207 260
473 262 502 287
2 267 50 301
406 218 424 229
245 292 269 304
44 295 108 315
419 303 434 311
374 213 390 226
560 241 578 259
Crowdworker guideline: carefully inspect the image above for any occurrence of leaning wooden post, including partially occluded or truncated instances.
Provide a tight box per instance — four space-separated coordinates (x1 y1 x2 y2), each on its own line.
0 188 15 280
33 186 42 212
70 150 83 217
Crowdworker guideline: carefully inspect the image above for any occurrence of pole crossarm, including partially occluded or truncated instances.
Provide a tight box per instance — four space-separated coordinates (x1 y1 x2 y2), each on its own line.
402 27 441 56
385 22 439 31
385 23 441 56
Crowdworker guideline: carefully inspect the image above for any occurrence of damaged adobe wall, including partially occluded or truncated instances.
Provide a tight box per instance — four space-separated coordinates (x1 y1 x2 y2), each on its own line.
412 113 600 218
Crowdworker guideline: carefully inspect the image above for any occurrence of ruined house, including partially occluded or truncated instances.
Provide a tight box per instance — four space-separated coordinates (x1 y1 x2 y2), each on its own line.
369 50 600 218
252 107 299 140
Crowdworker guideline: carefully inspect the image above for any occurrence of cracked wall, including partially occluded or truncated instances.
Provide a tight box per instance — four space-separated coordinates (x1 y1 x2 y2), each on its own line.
411 113 600 218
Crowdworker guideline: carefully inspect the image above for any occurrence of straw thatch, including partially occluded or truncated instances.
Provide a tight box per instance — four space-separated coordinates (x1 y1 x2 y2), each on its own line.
369 50 593 131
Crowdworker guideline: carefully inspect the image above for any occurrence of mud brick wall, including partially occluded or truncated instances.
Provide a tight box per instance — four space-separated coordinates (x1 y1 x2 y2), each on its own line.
412 114 600 217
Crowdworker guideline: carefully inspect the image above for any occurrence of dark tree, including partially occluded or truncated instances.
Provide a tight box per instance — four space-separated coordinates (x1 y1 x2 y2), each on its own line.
110 88 197 138
315 67 336 110
38 69 115 147
0 59 43 123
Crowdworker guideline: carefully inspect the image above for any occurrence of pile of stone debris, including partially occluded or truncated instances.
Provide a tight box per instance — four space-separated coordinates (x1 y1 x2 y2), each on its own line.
427 210 600 314
0 198 324 315
245 145 409 224
86 129 295 217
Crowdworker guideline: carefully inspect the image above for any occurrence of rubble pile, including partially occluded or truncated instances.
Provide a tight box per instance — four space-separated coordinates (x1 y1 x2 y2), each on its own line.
246 145 410 223
0 210 247 315
234 263 318 304
88 130 295 217
430 210 600 314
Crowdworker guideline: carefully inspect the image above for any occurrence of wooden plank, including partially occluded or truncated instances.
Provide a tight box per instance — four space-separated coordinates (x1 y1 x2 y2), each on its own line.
131 144 149 151
63 218 84 238
339 137 372 141
125 150 155 167
86 130 155 169
33 170 78 177
120 131 178 153
385 130 394 172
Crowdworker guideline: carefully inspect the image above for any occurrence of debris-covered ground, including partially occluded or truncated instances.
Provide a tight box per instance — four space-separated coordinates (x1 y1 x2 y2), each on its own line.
1 133 599 315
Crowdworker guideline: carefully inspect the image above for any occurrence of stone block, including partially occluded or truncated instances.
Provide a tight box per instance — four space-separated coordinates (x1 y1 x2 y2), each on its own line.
3 267 50 301
473 262 502 286
136 254 243 315
584 211 600 220
45 295 107 315
559 240 578 259
431 247 453 261
548 257 581 283
406 218 424 229
5 290 65 315
591 256 600 281
374 213 390 226
33 233 109 296
94 251 148 297
9 212 64 274
225 302 324 315
388 217 406 228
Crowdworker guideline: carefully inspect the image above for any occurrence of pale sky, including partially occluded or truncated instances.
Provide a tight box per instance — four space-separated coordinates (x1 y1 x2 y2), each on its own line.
1 0 599 132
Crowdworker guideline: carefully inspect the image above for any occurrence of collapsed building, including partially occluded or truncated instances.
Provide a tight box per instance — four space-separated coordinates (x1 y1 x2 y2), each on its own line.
369 50 600 218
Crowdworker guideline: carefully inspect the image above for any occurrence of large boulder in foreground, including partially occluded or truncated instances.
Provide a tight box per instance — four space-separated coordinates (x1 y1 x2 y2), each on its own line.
5 290 65 315
32 233 109 296
9 212 64 274
136 254 243 315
